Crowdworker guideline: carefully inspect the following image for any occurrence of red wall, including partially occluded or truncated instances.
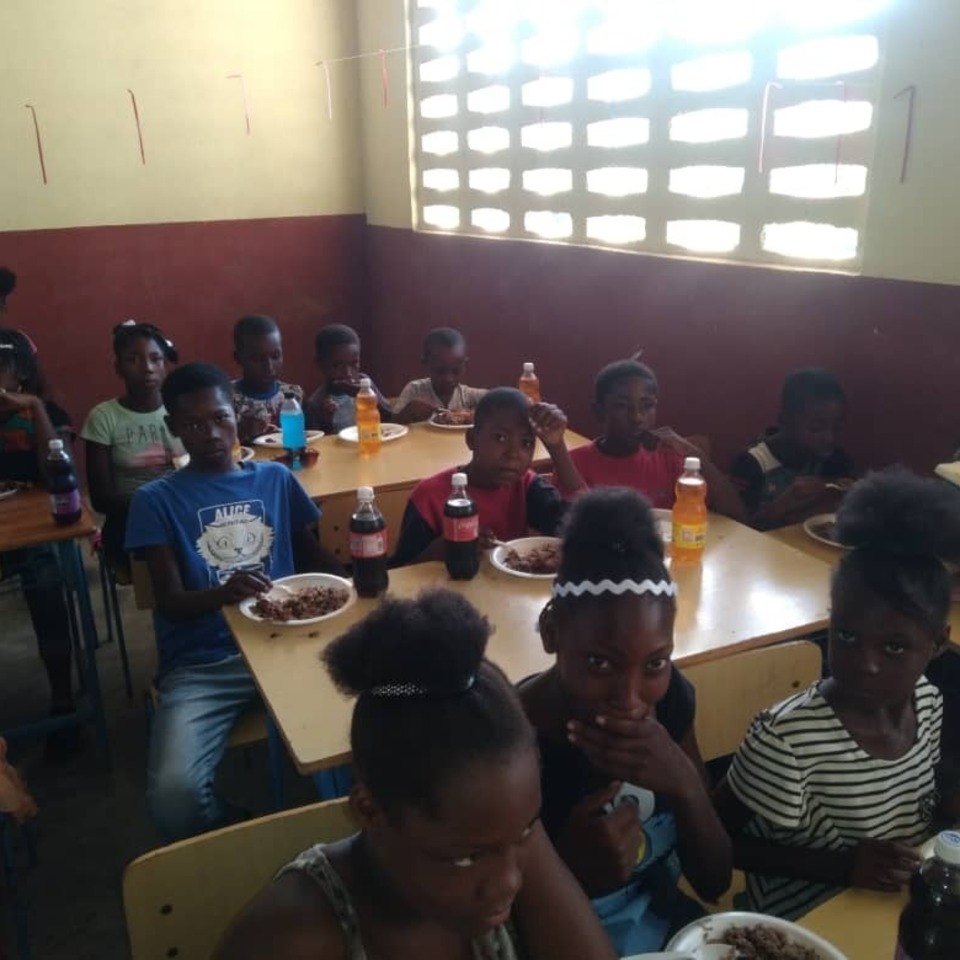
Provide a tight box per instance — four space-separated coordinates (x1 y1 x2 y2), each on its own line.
365 226 960 474
0 215 367 441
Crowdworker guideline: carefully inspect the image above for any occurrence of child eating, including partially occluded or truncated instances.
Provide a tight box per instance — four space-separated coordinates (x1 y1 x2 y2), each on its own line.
217 590 616 960
715 469 960 919
394 327 486 424
730 367 854 529
570 360 743 518
230 314 303 443
518 487 731 955
391 387 584 566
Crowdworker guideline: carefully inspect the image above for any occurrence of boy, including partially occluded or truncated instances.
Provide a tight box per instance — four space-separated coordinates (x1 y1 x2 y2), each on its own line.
730 368 854 530
393 327 487 424
570 360 744 518
303 324 391 433
392 387 584 565
126 363 341 841
231 314 303 443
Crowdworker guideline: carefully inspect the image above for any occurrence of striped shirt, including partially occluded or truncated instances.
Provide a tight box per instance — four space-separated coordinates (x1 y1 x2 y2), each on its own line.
728 677 942 920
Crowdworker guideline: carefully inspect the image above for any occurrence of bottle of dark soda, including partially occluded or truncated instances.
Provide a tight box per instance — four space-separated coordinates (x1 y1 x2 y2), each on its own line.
46 438 82 525
896 831 960 959
443 472 479 580
349 486 389 598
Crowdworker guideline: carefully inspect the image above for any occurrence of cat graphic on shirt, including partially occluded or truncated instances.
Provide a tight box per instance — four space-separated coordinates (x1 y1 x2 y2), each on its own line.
196 500 274 584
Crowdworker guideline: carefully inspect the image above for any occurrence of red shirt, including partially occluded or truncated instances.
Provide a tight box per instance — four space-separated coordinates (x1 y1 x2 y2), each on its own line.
569 440 684 508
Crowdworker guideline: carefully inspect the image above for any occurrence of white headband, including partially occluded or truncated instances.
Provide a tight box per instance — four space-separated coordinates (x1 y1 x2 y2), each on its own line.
552 578 678 599
369 675 477 699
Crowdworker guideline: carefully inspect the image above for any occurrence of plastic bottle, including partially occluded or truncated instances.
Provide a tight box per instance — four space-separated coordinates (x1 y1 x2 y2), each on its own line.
349 486 389 598
356 378 382 455
518 362 541 404
444 472 479 580
280 392 307 469
896 831 960 959
46 439 82 525
671 456 707 562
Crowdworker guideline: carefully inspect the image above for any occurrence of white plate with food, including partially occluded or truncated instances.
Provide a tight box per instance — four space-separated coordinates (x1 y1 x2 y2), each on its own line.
252 430 324 448
338 424 409 443
803 513 845 549
666 911 846 960
0 481 23 501
238 573 356 627
652 508 673 544
428 410 474 430
490 537 562 580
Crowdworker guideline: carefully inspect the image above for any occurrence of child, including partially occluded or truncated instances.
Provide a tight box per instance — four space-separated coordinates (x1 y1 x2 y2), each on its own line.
216 590 616 960
303 323 391 433
125 362 342 841
82 321 183 575
392 387 584 566
519 488 731 955
571 360 743 518
393 327 487 424
715 469 960 920
0 737 38 823
0 329 76 754
230 314 303 443
730 368 854 530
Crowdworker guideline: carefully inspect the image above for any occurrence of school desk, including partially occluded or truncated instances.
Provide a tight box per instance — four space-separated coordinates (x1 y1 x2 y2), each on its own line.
223 514 831 774
253 423 591 563
798 886 905 959
0 488 109 762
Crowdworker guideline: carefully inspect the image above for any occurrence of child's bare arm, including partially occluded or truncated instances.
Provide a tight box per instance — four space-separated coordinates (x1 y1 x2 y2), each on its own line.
529 403 585 494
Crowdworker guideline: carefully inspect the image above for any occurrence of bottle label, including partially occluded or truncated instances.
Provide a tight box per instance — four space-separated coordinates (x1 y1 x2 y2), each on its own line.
359 424 381 443
51 490 80 516
444 515 479 542
350 531 387 559
672 522 706 548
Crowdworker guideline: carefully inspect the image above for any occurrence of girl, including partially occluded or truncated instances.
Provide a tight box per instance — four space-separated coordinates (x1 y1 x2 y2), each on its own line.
715 468 960 920
519 487 731 956
81 321 181 575
217 590 616 960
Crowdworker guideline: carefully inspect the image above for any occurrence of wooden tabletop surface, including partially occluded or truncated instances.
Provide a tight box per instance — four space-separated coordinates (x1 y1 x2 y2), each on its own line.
252 422 591 500
0 487 97 552
799 886 905 959
224 515 832 772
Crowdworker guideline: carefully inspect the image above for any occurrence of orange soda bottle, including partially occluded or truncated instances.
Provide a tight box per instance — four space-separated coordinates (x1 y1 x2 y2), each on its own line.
672 456 707 562
356 378 381 455
518 362 541 403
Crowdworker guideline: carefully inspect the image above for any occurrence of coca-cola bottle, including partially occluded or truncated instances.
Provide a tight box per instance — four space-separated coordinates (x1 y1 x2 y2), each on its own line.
443 472 479 580
46 439 82 525
349 486 389 598
896 831 960 959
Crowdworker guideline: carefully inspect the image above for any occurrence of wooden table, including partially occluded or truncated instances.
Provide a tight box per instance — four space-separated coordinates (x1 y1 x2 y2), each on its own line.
0 488 109 759
799 887 905 959
224 515 831 773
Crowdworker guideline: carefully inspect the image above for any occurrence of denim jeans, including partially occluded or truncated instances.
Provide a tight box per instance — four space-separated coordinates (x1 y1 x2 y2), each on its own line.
147 654 258 842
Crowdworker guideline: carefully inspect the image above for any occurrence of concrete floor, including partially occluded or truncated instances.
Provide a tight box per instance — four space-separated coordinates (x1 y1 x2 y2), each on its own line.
0 566 317 960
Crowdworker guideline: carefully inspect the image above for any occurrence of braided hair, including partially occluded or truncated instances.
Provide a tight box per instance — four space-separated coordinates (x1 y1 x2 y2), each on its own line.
112 320 178 363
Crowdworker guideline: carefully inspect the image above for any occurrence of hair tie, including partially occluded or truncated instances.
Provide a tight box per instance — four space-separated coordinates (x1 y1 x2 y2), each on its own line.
370 674 477 699
552 578 677 599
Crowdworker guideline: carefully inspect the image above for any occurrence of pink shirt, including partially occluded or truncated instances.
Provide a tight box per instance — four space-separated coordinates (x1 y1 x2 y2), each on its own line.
569 440 684 508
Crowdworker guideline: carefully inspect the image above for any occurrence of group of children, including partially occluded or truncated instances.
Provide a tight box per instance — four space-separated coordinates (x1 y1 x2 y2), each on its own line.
2 262 959 957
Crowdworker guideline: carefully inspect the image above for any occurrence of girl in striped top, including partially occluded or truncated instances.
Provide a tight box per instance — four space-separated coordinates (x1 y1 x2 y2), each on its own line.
715 468 960 920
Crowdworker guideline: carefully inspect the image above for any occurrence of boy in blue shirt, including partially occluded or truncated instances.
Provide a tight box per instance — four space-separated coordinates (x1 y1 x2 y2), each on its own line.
126 362 341 841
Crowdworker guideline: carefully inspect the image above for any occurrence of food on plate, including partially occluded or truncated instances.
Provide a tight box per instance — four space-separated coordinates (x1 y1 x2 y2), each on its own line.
432 409 474 426
809 519 839 543
503 541 561 575
714 924 821 960
252 585 349 622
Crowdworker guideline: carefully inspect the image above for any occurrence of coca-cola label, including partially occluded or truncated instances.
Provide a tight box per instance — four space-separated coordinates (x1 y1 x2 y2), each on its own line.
444 515 479 542
51 490 80 516
350 531 387 559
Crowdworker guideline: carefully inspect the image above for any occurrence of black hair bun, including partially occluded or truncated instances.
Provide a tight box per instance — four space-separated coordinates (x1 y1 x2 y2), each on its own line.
324 589 490 697
836 467 960 562
562 486 664 561
0 268 16 299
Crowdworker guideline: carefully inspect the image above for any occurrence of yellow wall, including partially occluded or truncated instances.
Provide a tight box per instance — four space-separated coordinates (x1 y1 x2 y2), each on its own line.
357 0 960 286
0 0 364 231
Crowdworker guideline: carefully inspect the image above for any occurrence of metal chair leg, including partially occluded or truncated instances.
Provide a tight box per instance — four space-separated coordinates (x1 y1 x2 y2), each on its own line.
266 715 285 811
1 816 31 960
106 573 133 700
97 554 116 647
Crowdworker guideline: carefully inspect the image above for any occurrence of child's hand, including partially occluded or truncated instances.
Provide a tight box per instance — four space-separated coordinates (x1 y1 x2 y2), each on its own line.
651 427 701 458
556 781 643 896
850 838 922 892
218 570 273 605
0 388 39 414
529 402 568 449
479 527 499 550
780 476 830 509
403 399 441 422
238 411 272 442
330 378 363 397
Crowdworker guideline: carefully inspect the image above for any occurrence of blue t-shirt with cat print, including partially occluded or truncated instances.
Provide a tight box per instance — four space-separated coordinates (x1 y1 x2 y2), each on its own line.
126 461 320 677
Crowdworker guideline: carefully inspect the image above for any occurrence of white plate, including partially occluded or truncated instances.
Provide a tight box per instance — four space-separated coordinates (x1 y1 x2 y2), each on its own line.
338 424 409 443
238 573 356 627
0 484 21 501
803 512 844 549
252 431 324 448
652 508 672 544
667 911 846 960
490 537 561 580
428 413 473 430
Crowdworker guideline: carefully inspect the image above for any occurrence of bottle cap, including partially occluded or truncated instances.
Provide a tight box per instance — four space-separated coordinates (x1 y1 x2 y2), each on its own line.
49 439 64 452
452 472 467 487
357 486 374 500
683 456 701 471
934 830 960 866
523 362 535 374
359 377 372 389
